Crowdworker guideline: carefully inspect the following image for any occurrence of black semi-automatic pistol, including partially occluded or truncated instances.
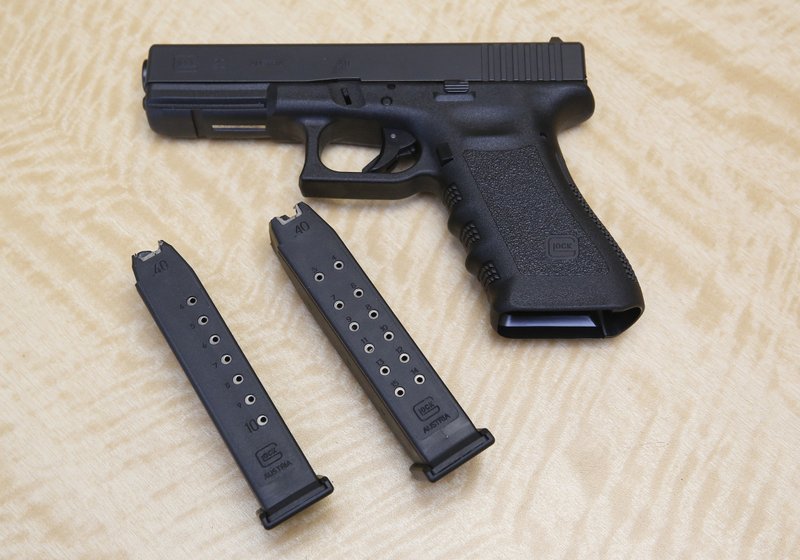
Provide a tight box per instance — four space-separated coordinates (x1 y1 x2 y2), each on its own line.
141 39 644 338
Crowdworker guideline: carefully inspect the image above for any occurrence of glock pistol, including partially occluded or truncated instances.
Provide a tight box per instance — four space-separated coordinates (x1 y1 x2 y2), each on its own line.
141 39 644 338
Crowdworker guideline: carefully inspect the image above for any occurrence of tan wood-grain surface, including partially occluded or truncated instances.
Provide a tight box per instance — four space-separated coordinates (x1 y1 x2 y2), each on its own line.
1 1 798 558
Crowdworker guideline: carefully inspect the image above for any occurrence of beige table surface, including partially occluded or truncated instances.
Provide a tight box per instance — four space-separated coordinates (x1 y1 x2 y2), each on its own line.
2 1 798 558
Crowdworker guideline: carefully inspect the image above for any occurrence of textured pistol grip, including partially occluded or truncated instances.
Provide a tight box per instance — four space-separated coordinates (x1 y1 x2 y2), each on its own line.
441 141 644 338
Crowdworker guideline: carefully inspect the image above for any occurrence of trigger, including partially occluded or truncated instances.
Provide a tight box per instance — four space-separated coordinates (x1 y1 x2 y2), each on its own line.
363 129 417 173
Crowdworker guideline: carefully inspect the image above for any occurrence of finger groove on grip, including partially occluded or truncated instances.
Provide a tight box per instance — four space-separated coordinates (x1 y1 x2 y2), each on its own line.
463 145 608 276
460 222 481 249
442 183 464 210
477 262 501 288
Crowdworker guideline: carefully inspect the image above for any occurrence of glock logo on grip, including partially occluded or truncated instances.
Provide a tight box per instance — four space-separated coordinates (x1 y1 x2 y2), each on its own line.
255 443 282 468
413 397 440 421
546 235 579 260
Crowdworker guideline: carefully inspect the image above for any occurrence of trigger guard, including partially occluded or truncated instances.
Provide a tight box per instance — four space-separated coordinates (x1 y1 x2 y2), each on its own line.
299 118 332 173
298 119 438 199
